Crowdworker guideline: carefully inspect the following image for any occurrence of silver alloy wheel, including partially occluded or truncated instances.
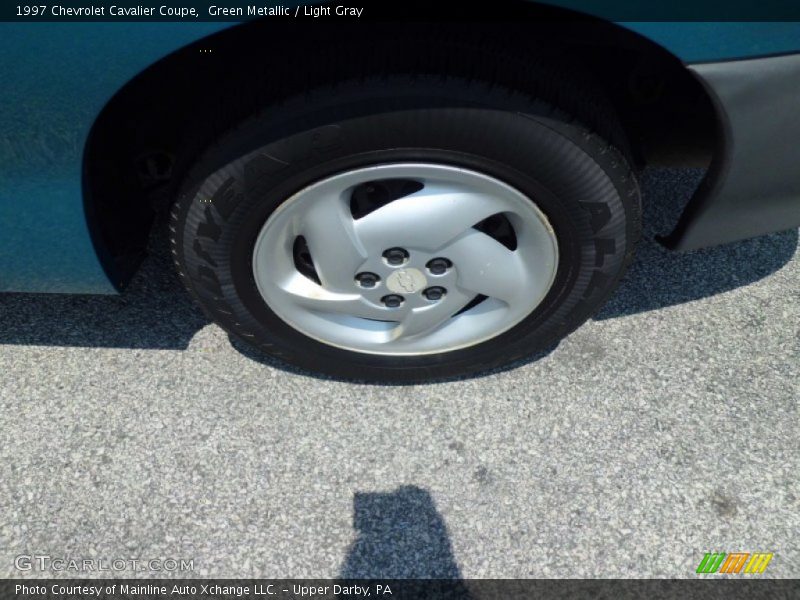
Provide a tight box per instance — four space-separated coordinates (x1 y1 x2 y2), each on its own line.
252 163 558 355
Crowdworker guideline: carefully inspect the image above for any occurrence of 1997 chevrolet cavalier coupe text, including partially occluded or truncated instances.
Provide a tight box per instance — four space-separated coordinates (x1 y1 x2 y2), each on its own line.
2 4 799 381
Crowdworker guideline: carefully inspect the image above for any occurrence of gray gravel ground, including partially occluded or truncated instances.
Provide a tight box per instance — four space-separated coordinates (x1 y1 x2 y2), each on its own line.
0 169 797 579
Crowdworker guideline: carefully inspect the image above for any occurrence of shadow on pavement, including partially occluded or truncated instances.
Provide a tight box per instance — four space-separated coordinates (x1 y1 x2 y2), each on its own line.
0 169 795 352
338 485 469 593
0 240 209 350
596 169 799 320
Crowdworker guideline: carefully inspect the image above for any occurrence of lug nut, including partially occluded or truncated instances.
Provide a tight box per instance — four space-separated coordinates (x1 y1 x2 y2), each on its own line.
423 286 447 301
355 272 380 288
382 294 404 308
426 258 452 275
382 247 409 266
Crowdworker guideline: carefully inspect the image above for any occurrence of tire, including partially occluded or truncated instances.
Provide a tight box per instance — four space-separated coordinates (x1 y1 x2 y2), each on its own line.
171 76 640 382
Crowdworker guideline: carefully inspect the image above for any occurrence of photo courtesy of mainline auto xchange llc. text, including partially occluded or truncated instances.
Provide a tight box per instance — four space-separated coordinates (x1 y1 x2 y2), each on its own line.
12 584 392 597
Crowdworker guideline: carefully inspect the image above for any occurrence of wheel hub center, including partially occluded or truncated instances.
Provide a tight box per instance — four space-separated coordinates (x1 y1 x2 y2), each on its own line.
386 268 427 294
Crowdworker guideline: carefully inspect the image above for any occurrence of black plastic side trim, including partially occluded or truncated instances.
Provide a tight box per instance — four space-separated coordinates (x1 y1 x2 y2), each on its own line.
664 53 800 251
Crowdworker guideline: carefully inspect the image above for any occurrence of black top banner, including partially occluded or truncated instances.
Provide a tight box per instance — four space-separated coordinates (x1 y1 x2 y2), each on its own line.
4 0 800 21
2 580 800 600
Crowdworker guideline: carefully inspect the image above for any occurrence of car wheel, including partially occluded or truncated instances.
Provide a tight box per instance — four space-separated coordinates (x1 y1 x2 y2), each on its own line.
171 76 640 382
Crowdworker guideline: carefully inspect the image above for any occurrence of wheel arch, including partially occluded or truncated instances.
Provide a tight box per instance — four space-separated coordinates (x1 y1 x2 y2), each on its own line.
83 8 719 289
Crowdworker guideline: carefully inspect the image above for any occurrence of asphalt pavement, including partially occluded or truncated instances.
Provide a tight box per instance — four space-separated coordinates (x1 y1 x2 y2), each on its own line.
0 169 797 578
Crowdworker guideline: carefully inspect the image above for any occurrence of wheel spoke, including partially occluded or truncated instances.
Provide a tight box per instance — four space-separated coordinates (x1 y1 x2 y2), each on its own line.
395 288 473 339
300 192 367 292
280 275 393 321
444 230 529 304
354 184 506 252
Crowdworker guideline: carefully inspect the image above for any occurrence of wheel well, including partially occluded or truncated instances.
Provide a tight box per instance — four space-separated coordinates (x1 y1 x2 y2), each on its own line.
84 10 717 287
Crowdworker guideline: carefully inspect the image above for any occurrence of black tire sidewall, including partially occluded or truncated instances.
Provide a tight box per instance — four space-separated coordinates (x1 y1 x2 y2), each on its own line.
172 79 640 381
